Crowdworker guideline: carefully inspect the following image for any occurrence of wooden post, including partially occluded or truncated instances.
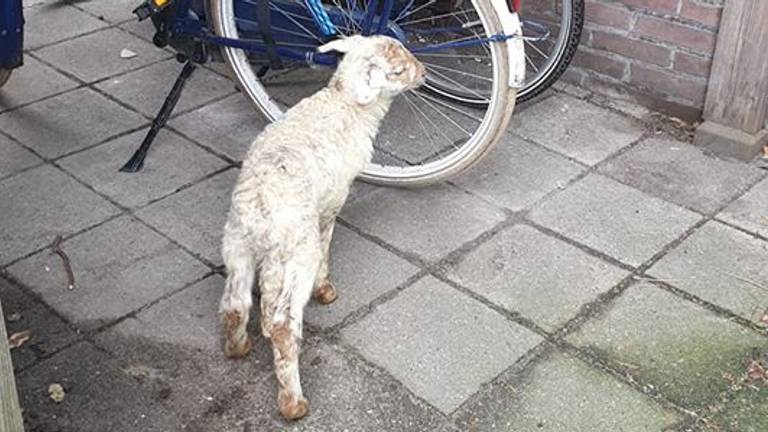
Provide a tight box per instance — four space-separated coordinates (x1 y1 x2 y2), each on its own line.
0 299 24 432
694 0 768 160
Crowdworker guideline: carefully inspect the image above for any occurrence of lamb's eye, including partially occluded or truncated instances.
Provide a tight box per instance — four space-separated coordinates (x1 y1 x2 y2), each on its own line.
390 67 405 76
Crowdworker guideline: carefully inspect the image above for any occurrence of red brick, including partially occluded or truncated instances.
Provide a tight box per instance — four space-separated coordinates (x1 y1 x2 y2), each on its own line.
633 15 716 54
591 30 671 67
573 48 627 80
679 0 722 28
617 0 679 15
673 51 712 77
630 63 707 104
585 0 633 29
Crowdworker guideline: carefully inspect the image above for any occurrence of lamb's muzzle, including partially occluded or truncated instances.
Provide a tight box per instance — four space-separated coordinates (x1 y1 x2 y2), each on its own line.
218 35 423 421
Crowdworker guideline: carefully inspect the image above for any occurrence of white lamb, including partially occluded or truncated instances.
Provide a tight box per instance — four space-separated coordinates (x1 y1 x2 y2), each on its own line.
218 35 425 420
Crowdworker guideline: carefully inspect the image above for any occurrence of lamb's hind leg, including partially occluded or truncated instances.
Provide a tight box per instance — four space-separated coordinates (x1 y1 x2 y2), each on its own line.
312 220 337 305
263 239 321 421
219 237 256 359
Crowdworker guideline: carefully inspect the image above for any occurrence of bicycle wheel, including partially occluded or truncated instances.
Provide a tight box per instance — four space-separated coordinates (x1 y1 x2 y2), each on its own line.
404 0 583 106
517 0 583 102
0 69 12 88
211 0 519 186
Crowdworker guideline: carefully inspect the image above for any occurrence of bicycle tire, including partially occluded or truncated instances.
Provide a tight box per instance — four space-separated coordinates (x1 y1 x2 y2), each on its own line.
516 0 583 102
0 69 12 88
210 0 518 187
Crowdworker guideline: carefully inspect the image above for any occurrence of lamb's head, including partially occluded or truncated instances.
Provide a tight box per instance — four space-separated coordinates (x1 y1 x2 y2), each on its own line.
318 35 426 106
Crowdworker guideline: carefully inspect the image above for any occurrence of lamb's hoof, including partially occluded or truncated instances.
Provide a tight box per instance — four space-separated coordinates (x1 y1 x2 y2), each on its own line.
278 392 309 421
224 335 253 359
313 282 337 305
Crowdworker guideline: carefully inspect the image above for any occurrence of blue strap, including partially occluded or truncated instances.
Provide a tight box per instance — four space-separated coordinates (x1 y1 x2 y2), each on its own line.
303 0 337 36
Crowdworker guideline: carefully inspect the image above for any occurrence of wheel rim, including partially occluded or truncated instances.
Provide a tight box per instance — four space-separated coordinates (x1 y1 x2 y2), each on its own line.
213 0 512 183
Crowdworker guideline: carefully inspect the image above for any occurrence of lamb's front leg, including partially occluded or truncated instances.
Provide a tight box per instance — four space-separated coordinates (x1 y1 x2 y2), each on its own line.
312 219 338 305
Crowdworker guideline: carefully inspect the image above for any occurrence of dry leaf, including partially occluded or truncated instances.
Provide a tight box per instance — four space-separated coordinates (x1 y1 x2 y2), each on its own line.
745 360 767 384
48 383 65 403
763 144 768 159
759 310 768 326
8 330 32 349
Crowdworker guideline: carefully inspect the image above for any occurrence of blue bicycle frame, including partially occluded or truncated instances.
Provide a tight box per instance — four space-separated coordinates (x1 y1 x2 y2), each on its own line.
157 0 518 67
0 0 24 70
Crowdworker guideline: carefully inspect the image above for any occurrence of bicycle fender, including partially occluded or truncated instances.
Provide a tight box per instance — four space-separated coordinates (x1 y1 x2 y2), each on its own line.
489 0 525 88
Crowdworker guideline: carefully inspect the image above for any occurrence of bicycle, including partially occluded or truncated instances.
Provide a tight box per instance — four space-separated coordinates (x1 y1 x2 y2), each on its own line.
1 0 583 186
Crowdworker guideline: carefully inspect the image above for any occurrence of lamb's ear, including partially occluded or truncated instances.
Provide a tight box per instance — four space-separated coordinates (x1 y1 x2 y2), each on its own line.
317 35 364 54
349 63 386 106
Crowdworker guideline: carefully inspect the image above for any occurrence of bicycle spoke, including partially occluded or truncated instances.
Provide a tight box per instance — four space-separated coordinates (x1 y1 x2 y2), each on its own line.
270 3 325 43
410 91 471 137
415 52 491 59
411 90 483 122
425 65 488 101
395 0 437 23
525 39 549 59
421 61 493 82
399 8 473 26
403 92 461 152
525 52 540 73
401 93 442 157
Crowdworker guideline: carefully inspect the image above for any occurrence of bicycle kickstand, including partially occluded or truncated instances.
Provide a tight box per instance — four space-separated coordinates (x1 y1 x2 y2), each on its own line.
119 59 197 173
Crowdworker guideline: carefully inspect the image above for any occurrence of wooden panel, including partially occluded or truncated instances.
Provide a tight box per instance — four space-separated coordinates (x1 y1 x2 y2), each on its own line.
0 299 24 432
703 0 768 134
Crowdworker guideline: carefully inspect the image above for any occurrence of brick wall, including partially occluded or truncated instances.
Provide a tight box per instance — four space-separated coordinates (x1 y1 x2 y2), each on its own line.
565 0 724 120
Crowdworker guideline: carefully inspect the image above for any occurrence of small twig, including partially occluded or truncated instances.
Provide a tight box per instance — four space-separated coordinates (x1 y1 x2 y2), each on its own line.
51 235 75 290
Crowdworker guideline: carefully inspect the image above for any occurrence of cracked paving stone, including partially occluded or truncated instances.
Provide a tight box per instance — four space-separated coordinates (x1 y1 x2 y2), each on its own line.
649 221 768 323
568 282 768 409
455 351 682 431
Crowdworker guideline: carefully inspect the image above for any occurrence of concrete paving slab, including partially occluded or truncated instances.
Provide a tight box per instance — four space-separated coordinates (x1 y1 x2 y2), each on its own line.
136 169 238 265
0 165 120 265
194 342 447 432
599 137 764 214
1 277 81 372
0 88 147 159
95 275 276 427
36 27 170 83
529 174 701 266
719 177 768 239
305 225 420 329
512 93 645 165
444 224 627 332
453 135 585 211
7 216 209 330
169 93 267 162
341 184 507 262
96 58 235 117
568 282 768 408
24 3 108 50
342 276 543 413
58 128 228 208
75 0 140 24
649 221 768 323
455 351 682 431
0 56 79 112
16 341 183 432
0 134 41 180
